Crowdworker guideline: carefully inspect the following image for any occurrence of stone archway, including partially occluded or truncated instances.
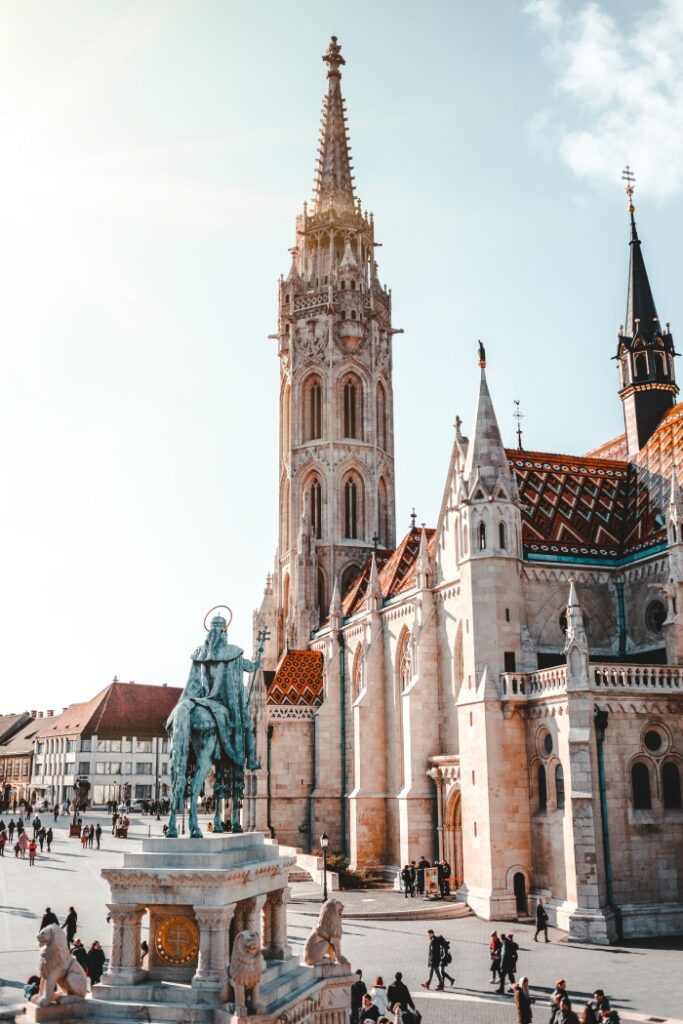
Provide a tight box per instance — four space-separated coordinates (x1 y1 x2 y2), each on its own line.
443 787 464 890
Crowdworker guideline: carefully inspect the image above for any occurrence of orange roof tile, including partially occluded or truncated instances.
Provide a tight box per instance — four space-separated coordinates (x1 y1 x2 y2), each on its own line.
341 529 437 618
36 682 183 739
267 651 323 707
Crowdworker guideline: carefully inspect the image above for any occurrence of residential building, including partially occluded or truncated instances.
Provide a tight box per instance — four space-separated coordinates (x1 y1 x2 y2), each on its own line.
0 715 42 806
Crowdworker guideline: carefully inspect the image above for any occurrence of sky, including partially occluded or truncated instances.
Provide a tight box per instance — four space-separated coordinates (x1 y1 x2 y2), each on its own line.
3 0 683 709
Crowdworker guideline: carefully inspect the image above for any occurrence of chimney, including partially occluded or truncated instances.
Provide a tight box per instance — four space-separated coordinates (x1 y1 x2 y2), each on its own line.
47 710 54 717
30 710 37 717
37 711 43 718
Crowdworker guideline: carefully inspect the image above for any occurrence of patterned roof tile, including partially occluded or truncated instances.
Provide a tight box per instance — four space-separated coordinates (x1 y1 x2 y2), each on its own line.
267 651 324 707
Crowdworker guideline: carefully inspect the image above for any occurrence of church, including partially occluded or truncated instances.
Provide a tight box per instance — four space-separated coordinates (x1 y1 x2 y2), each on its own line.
244 37 683 944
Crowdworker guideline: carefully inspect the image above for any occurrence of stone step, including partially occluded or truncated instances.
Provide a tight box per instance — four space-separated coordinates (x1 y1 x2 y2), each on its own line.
259 965 315 1005
91 998 214 1022
123 847 271 869
142 834 265 854
93 982 197 1005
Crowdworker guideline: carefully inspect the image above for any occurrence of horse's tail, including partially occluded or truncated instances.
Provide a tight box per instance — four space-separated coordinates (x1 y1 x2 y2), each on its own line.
169 701 192 813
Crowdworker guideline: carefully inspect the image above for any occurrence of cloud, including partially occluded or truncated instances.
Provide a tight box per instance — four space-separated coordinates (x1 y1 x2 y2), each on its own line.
525 0 683 198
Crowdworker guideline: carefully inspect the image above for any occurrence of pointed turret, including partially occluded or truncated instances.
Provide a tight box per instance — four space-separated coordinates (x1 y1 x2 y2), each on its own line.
463 343 513 497
313 37 355 215
564 577 590 690
416 528 431 589
367 552 382 612
616 170 678 456
329 578 342 630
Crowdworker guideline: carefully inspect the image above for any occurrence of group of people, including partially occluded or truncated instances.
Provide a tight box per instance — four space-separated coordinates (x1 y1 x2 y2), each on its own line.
511 976 619 1024
80 823 102 849
352 970 420 1024
400 858 452 898
0 816 54 863
32 907 107 992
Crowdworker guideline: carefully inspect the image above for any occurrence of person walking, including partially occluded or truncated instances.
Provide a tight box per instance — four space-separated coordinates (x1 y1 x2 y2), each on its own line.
28 838 37 866
351 969 367 1024
497 933 518 994
95 824 102 850
421 929 444 990
550 980 571 1019
8 819 15 843
387 973 415 1015
580 1004 599 1024
534 899 549 943
513 977 533 1024
62 907 78 946
359 994 380 1024
554 998 579 1024
88 824 95 848
370 978 390 1017
46 827 53 853
592 993 610 1018
0 830 6 857
53 805 59 822
18 831 29 858
489 931 502 986
111 811 118 836
70 940 88 971
438 935 455 987
400 865 413 899
38 827 46 853
41 908 59 929
87 941 105 988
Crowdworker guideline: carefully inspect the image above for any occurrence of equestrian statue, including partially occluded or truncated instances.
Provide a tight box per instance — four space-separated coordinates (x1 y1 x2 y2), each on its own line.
165 606 268 838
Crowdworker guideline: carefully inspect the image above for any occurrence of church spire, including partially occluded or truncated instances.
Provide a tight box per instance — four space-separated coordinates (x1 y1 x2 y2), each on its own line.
463 343 513 496
617 167 678 456
313 37 355 214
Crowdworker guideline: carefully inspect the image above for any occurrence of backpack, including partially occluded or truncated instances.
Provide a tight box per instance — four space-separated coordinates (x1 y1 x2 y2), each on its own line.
440 937 452 965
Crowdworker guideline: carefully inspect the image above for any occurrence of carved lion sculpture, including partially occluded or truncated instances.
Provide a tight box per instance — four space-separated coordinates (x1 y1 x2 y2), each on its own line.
229 929 263 1016
32 924 88 1007
303 899 349 967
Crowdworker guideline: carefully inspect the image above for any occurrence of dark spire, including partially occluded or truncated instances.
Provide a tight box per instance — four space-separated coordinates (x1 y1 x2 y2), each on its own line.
313 37 355 214
624 201 660 342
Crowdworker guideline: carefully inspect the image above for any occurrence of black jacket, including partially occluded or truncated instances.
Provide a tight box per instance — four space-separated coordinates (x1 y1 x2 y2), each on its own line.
71 944 88 970
40 912 58 929
86 947 106 982
536 905 548 926
427 935 442 967
359 1006 380 1023
387 980 415 1011
351 980 367 1011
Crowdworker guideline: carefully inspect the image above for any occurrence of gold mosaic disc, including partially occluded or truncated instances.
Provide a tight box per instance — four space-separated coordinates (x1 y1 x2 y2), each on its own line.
154 915 200 966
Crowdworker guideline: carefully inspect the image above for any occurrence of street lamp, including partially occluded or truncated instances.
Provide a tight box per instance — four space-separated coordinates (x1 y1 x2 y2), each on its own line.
320 831 329 902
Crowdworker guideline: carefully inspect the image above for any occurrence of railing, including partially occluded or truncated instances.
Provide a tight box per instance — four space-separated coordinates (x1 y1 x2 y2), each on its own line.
592 663 683 690
501 666 567 699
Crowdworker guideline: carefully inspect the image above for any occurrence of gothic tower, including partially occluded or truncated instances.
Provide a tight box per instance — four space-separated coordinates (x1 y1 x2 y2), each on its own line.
274 36 397 654
616 178 678 456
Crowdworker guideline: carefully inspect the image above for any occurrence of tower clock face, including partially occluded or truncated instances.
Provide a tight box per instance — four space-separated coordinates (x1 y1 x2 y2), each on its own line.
154 915 200 966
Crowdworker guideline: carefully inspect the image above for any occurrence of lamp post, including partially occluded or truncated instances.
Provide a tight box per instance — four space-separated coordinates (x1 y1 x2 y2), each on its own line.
320 831 329 902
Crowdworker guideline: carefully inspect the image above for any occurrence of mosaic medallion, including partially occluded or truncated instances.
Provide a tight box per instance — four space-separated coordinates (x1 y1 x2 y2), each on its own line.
154 915 199 966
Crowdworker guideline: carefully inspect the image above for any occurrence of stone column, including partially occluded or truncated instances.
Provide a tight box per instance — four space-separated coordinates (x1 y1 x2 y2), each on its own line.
192 905 234 1001
267 887 290 960
104 904 146 984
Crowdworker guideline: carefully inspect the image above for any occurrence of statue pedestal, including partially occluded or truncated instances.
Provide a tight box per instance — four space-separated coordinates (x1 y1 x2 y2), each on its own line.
79 833 353 1024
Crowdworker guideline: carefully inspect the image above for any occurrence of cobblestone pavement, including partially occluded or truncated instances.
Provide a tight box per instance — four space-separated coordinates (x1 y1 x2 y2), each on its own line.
0 813 680 1024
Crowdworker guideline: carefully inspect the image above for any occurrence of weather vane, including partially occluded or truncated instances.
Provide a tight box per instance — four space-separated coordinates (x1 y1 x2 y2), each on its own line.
621 165 636 212
513 400 524 451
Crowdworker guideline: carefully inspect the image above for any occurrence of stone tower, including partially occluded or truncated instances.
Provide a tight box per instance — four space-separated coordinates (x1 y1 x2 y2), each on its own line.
273 36 397 655
616 181 678 456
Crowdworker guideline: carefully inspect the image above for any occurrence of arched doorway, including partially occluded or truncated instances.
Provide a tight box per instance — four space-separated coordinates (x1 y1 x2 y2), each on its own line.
513 872 528 915
444 787 464 890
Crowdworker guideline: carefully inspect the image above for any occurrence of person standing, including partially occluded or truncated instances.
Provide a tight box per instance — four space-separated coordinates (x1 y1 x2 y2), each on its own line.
417 857 429 896
592 993 610 1018
70 940 88 971
18 831 29 858
359 995 380 1024
401 865 413 899
387 973 415 1014
38 827 46 852
95 824 102 850
409 862 417 898
550 980 571 1017
555 998 580 1024
41 908 59 929
62 907 78 946
421 929 444 990
513 977 533 1024
88 824 95 848
28 838 37 866
87 941 105 989
441 859 452 896
534 899 549 943
46 827 53 852
8 819 15 843
370 978 390 1016
489 931 502 986
0 830 6 857
351 969 367 1024
53 805 59 822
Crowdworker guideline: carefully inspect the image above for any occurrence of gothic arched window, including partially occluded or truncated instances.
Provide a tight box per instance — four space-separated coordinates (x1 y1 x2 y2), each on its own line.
499 521 506 550
377 478 388 547
538 764 547 811
281 477 290 552
631 761 652 809
340 562 360 596
662 761 682 809
376 382 387 450
282 382 291 452
304 376 323 441
342 375 363 440
351 644 364 701
478 521 487 551
308 475 322 539
344 474 362 539
317 568 327 621
555 764 565 809
398 630 412 692
634 353 648 380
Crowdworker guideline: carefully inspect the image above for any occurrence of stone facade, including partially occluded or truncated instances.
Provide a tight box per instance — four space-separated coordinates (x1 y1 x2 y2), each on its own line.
245 37 683 944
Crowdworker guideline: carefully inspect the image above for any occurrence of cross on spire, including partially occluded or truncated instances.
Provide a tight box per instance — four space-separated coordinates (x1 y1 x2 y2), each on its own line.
513 400 524 451
410 508 417 530
622 165 636 212
313 36 355 213
322 35 345 76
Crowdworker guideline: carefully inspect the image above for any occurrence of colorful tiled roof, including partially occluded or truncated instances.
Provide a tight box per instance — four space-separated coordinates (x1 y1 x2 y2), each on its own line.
267 651 323 707
585 434 628 460
341 528 437 618
36 682 183 739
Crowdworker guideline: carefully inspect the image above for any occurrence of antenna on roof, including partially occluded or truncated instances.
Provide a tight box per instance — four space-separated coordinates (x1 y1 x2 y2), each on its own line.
513 400 524 451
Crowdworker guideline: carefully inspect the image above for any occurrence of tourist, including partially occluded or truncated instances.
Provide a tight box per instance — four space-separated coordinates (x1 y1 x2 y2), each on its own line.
534 899 549 943
417 856 429 895
497 932 518 994
71 939 88 971
18 831 29 858
95 824 102 850
489 931 502 985
62 907 78 945
441 858 452 896
81 830 89 851
400 864 414 898
551 980 571 1016
409 862 417 895
421 929 444 990
359 994 380 1023
28 837 37 865
53 805 59 822
580 1003 599 1024
438 933 455 987
87 941 105 988
0 829 6 857
23 976 40 1001
351 969 367 1024
8 819 15 842
46 827 53 852
387 972 415 1014
513 976 533 1024
370 977 390 1016
592 992 610 1017
38 826 46 852
599 1010 620 1024
554 997 579 1024
111 811 118 835
41 908 59 929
